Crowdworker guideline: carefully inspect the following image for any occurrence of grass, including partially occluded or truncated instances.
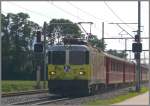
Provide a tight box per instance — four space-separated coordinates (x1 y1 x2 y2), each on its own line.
85 87 148 106
2 80 48 93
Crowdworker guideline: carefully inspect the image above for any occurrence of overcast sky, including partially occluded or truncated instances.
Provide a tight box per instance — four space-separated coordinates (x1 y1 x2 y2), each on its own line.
2 1 149 62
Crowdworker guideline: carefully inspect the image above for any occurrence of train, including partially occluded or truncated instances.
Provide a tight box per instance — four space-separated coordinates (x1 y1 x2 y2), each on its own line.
47 38 149 96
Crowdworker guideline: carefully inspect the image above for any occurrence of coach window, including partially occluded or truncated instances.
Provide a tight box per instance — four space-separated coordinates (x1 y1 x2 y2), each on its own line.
121 64 123 71
114 63 116 71
111 61 113 71
127 65 128 72
115 63 117 71
130 66 131 72
120 64 122 71
112 62 115 71
111 62 113 71
113 62 116 71
117 63 119 71
118 63 120 71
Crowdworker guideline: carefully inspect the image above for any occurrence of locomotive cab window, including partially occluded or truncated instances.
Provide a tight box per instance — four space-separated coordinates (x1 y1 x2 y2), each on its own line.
69 51 89 65
49 51 66 65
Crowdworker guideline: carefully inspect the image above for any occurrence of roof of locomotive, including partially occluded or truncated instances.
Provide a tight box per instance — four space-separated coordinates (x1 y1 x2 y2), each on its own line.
48 44 134 64
48 44 90 51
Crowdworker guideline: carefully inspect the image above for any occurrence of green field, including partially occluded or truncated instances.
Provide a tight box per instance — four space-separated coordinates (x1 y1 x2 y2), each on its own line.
2 80 48 93
86 87 148 106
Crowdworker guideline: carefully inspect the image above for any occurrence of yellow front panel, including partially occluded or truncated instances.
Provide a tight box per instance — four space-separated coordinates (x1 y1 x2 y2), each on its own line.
48 64 91 80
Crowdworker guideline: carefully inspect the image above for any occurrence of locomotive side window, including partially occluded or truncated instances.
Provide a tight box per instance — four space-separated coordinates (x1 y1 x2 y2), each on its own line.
69 51 89 65
52 51 66 65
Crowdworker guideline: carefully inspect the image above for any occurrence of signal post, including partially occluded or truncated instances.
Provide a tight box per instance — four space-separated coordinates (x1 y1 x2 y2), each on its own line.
132 0 142 92
34 31 43 89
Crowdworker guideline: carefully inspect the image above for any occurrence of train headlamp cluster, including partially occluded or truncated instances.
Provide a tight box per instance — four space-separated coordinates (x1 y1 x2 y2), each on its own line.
79 71 85 75
50 71 56 75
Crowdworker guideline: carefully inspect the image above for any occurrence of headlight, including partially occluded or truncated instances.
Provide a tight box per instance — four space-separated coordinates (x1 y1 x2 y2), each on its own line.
50 71 56 75
79 71 84 75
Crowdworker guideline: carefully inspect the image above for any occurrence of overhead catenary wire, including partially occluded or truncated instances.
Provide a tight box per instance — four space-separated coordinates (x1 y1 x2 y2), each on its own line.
67 1 111 36
48 2 96 36
67 1 110 23
67 2 116 38
104 1 135 31
49 2 85 21
116 24 134 38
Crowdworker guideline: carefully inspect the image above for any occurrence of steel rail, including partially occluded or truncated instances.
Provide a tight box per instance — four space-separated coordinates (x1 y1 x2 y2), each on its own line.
2 89 48 97
35 97 70 105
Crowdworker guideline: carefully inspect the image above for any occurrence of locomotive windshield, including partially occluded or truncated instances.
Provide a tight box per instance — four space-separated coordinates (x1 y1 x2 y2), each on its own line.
69 51 89 65
48 51 66 65
48 51 89 65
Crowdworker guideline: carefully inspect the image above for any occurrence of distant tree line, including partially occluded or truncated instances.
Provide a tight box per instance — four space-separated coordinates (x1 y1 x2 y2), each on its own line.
2 13 40 80
2 12 126 80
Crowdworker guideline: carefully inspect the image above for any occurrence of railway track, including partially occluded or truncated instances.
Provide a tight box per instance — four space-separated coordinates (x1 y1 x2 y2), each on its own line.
2 89 48 97
11 96 70 105
11 96 50 105
36 97 70 105
2 89 71 105
2 83 148 105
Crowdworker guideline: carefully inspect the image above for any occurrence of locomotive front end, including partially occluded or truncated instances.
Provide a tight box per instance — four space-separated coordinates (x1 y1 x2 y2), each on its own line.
48 45 91 95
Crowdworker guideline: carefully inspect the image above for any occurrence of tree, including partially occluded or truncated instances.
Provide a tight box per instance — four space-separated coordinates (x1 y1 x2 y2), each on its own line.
88 35 106 50
2 13 40 80
107 49 128 58
46 19 83 44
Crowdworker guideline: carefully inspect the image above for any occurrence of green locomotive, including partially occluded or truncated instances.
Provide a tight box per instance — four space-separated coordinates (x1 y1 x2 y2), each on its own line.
48 40 92 95
47 38 149 96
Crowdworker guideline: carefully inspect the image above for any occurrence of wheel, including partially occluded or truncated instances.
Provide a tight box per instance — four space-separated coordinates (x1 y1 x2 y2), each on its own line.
89 85 96 95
